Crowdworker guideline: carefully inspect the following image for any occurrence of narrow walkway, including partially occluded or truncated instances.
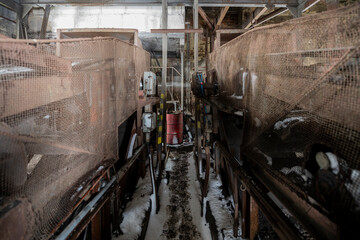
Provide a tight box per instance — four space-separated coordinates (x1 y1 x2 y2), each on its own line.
145 148 211 239
115 146 242 240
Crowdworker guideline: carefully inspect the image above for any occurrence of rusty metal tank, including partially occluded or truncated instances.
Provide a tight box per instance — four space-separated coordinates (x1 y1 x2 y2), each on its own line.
166 112 183 145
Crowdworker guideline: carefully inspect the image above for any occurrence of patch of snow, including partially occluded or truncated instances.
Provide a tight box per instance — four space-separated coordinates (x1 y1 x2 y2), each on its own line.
280 166 313 182
230 93 243 100
251 72 258 97
172 135 178 144
274 117 304 130
234 111 243 116
345 169 360 207
254 117 261 127
76 185 83 192
43 115 50 119
295 152 304 158
0 66 33 75
254 148 272 166
325 152 339 175
242 71 247 96
96 165 104 172
207 173 242 239
27 154 42 175
126 133 137 159
115 168 152 240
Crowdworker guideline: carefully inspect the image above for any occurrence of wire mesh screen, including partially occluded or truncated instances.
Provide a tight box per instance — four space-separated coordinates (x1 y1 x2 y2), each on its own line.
208 3 360 233
0 37 149 239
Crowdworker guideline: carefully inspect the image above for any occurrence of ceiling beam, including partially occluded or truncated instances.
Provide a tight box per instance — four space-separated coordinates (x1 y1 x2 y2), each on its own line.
198 6 213 29
243 7 267 29
0 0 21 12
216 6 229 29
19 0 298 8
151 28 203 33
253 7 288 27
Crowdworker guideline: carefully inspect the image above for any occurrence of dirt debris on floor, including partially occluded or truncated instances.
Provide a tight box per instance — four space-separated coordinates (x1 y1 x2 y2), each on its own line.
161 151 201 240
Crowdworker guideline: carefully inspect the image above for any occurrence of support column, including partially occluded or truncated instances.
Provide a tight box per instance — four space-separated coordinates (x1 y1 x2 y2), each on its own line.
193 0 199 73
180 50 184 110
40 5 51 39
15 6 23 39
158 0 168 157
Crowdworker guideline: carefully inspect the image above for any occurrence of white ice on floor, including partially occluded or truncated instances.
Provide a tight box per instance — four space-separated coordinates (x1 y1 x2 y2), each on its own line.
114 169 152 240
206 171 242 240
187 153 212 240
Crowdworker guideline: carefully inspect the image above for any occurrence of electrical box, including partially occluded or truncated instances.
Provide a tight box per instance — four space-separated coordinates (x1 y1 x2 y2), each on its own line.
142 112 156 133
143 72 156 97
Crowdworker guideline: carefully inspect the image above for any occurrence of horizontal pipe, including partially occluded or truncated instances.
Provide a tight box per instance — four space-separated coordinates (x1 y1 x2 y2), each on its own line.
55 176 116 240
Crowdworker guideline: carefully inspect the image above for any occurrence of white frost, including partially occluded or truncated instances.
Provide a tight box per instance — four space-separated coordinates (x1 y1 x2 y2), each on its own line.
254 148 272 165
345 169 360 207
172 135 178 144
251 72 258 97
242 71 247 96
126 133 137 159
274 117 305 130
230 93 243 100
254 117 261 127
280 166 313 182
325 152 339 175
96 165 104 172
115 169 152 240
207 173 242 239
0 66 33 75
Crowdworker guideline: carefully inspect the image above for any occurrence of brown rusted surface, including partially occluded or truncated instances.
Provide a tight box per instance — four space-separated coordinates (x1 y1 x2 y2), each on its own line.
0 36 150 239
207 4 360 237
250 197 259 240
0 199 34 240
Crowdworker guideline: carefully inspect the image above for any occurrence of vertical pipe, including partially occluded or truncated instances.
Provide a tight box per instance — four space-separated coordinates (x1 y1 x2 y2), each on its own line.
159 0 167 153
15 7 23 39
205 30 208 73
180 51 184 110
193 0 199 73
186 23 191 107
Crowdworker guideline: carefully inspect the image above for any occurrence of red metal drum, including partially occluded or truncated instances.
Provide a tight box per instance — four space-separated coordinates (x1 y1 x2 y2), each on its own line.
166 112 183 144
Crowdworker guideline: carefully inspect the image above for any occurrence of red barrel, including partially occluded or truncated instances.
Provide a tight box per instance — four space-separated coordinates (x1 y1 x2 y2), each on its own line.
166 112 183 144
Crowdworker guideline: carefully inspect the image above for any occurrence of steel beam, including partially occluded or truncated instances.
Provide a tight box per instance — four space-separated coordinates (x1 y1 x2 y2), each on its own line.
193 0 198 72
216 6 229 29
253 7 288 27
20 0 298 7
39 4 51 39
0 0 21 12
243 7 267 29
151 28 203 33
198 6 213 29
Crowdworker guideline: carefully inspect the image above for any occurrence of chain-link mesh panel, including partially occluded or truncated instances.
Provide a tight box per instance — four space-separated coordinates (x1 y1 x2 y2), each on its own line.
208 3 360 231
0 38 149 239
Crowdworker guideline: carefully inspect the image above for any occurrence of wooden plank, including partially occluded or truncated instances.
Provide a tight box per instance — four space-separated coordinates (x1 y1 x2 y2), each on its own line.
58 28 138 44
91 211 101 240
198 6 213 29
150 28 203 33
243 7 267 29
216 6 229 28
241 190 250 238
216 28 248 34
253 8 288 27
0 76 84 118
40 5 51 39
0 43 72 73
250 197 259 240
